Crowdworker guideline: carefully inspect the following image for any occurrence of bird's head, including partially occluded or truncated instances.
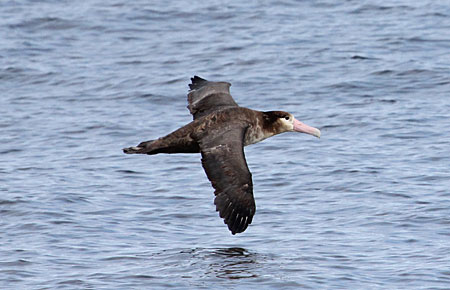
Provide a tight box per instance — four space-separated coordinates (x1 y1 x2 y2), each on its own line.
263 111 321 138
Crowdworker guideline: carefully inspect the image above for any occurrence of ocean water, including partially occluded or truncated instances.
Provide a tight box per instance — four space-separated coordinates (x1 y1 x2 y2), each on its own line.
1 0 450 289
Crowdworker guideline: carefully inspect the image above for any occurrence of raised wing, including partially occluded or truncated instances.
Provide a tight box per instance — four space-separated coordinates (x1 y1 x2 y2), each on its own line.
197 125 255 234
187 76 239 120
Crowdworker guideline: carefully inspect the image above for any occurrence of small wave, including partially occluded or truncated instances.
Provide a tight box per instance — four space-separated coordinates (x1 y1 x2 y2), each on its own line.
0 148 23 154
9 17 78 31
351 4 414 14
0 198 25 205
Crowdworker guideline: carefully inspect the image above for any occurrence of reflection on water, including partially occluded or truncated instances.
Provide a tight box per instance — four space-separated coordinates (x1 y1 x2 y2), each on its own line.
209 248 258 279
175 247 260 280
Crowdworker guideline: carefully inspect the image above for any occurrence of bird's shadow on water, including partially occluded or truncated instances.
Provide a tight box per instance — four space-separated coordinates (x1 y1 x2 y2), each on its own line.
181 247 262 280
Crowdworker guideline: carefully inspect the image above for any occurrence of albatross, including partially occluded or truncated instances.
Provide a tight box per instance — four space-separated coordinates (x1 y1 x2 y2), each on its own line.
123 76 320 235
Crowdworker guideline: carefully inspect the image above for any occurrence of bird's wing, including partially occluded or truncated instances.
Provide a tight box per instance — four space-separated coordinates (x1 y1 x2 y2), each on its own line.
197 125 255 234
187 76 239 120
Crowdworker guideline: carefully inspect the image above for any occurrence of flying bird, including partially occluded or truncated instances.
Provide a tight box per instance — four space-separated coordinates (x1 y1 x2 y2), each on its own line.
123 76 320 234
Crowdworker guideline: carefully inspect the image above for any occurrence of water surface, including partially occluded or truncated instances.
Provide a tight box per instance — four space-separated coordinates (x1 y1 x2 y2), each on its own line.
1 0 450 288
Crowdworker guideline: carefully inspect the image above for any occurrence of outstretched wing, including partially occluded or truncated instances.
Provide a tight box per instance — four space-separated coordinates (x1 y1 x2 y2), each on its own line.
197 125 255 235
187 76 239 120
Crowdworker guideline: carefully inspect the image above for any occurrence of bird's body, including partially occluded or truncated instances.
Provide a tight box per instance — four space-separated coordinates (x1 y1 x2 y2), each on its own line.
123 76 320 234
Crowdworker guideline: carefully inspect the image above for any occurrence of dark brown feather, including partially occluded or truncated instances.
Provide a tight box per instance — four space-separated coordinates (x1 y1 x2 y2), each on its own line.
187 76 239 120
196 124 256 235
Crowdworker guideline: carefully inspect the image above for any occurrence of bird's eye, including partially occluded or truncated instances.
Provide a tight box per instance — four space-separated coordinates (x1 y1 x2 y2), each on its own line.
284 116 290 120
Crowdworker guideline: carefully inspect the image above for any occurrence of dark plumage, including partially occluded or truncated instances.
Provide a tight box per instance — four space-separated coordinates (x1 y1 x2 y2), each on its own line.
123 76 320 234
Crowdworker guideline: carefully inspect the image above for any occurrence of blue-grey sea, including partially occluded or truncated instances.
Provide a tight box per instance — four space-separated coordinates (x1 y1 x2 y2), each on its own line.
1 0 450 289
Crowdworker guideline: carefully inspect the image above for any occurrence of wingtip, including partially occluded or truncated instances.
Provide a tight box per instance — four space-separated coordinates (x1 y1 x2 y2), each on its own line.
123 146 143 154
192 75 206 81
189 75 208 90
225 212 251 235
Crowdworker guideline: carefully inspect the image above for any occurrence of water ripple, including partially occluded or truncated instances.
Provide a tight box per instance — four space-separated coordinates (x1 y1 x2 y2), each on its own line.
1 0 450 289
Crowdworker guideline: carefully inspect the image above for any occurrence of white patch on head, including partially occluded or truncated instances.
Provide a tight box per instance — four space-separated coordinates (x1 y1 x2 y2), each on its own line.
245 112 296 146
279 113 295 131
